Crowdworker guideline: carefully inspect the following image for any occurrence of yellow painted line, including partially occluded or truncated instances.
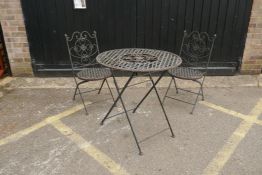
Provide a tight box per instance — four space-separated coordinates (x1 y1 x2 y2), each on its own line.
0 120 48 147
51 120 129 175
249 98 262 117
0 103 90 147
199 101 247 120
202 121 253 175
202 99 262 175
255 119 262 126
200 101 262 126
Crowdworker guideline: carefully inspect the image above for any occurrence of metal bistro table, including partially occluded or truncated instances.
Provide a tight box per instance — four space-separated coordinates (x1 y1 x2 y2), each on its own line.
96 48 182 155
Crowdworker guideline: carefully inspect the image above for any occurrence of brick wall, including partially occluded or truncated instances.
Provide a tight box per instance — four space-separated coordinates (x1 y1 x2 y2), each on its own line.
241 0 262 74
0 0 33 76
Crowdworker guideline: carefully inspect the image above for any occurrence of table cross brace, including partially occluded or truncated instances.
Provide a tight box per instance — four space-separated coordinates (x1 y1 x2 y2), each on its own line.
100 71 175 155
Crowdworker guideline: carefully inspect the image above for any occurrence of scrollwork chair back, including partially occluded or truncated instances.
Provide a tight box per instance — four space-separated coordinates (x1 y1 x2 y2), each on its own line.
65 31 100 72
179 31 216 73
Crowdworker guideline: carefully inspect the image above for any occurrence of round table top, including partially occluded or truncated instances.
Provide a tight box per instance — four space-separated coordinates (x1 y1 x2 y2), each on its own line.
96 48 182 72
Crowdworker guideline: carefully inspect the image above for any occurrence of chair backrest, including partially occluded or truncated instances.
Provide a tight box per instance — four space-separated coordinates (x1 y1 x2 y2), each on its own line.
65 31 100 70
179 31 216 72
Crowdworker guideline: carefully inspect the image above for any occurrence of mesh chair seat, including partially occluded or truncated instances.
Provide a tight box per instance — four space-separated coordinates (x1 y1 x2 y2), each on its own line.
168 67 204 80
77 68 112 81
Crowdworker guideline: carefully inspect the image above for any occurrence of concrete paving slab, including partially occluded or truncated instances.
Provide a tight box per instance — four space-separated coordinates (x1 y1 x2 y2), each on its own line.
0 77 16 87
0 87 112 139
61 88 243 175
0 125 110 175
258 74 262 87
258 113 262 121
221 125 262 175
1 75 260 90
203 75 259 88
196 87 262 116
1 77 262 175
0 88 72 139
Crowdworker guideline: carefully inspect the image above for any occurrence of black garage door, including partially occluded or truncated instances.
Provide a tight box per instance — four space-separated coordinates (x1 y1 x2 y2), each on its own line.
21 0 253 76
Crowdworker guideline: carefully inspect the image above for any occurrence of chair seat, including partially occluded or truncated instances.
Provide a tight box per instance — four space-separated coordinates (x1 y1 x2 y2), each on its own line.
168 67 204 80
77 68 112 81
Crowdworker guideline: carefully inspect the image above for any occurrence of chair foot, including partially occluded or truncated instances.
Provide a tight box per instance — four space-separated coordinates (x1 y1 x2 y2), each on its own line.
72 91 77 100
84 108 89 115
190 112 193 115
82 102 89 115
139 151 143 156
171 134 175 138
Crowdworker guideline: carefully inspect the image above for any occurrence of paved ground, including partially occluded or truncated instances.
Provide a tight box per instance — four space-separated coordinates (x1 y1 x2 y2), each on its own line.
0 76 262 175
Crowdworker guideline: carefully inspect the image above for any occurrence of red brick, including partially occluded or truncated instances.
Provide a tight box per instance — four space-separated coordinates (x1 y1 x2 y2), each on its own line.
242 0 262 74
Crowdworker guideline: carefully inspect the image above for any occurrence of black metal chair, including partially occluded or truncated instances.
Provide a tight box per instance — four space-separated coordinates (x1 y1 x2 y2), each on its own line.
65 31 114 114
163 31 216 114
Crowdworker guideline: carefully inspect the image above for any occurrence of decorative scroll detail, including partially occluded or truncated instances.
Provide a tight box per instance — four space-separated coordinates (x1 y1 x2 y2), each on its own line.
66 31 98 67
121 53 158 63
181 31 214 65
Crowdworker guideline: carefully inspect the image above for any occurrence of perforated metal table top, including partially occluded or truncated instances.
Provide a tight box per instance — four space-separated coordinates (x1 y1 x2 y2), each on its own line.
96 48 182 72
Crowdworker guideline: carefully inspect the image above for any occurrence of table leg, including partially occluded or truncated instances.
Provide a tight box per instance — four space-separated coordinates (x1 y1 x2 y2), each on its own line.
100 72 135 125
148 73 175 138
133 71 165 113
111 73 143 155
100 72 143 154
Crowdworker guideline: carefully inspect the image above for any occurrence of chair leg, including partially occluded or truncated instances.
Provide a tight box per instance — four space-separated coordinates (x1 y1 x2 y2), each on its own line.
73 80 88 100
200 83 204 101
98 79 106 94
172 77 179 94
73 86 78 101
78 88 89 115
162 77 173 104
105 78 115 102
194 78 205 101
190 79 204 114
73 80 89 115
